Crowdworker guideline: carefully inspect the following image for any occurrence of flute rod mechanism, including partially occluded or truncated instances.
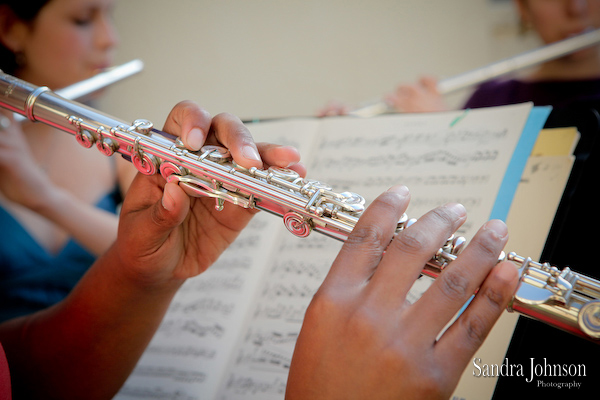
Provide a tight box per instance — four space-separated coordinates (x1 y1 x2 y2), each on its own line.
349 29 600 117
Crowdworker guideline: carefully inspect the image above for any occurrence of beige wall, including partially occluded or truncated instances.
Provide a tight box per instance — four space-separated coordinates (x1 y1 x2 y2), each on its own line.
100 0 540 125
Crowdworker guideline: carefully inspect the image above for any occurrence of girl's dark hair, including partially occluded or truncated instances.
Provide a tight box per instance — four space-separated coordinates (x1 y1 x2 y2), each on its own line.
0 0 51 74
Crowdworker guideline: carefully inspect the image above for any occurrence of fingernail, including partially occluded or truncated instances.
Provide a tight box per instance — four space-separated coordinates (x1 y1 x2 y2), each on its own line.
387 185 409 196
242 145 261 162
187 128 204 151
483 219 508 240
496 261 519 282
161 183 175 211
449 202 466 215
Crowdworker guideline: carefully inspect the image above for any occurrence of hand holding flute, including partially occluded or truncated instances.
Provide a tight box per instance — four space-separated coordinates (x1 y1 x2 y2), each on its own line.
0 93 519 399
287 194 519 400
116 104 305 284
0 100 305 398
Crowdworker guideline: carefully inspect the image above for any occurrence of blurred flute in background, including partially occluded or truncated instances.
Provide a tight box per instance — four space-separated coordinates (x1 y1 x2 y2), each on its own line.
350 29 600 117
13 59 144 122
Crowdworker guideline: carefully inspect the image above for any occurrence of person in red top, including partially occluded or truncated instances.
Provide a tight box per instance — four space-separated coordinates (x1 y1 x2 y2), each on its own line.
0 343 9 400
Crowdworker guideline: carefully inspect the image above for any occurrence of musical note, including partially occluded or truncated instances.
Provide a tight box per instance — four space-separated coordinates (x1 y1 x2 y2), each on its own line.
325 173 491 190
252 303 307 323
182 320 225 339
168 297 235 317
224 374 287 396
118 385 197 400
269 259 327 281
234 348 292 372
157 318 226 339
130 366 206 384
243 329 299 347
311 149 500 171
144 345 217 360
317 128 509 151
177 273 246 293
226 235 262 251
261 282 317 299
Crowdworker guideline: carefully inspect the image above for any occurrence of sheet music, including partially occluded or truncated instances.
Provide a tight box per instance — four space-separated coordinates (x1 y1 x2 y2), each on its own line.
115 103 543 400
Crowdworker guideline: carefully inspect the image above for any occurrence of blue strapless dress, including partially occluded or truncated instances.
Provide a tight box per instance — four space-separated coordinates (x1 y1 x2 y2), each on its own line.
0 188 121 322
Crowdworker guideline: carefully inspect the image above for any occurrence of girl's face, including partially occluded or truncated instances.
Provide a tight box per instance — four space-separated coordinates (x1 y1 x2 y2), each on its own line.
11 0 119 89
517 0 600 62
518 0 600 43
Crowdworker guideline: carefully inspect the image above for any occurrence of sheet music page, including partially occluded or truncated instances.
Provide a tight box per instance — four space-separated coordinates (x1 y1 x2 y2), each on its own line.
115 103 538 400
114 120 321 400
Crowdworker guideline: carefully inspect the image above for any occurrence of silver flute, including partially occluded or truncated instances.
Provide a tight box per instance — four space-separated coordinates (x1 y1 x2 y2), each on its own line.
1 71 599 343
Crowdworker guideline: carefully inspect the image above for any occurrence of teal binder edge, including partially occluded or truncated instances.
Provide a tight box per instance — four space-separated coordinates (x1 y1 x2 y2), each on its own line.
489 105 552 221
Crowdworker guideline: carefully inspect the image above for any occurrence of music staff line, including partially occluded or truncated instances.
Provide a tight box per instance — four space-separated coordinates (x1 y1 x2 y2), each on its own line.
311 149 500 170
317 128 509 151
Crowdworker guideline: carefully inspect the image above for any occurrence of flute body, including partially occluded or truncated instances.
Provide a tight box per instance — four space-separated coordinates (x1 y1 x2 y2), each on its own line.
1 71 599 343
